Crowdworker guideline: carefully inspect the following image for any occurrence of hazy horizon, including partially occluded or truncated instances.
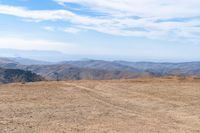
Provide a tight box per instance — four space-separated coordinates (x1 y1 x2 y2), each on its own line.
1 48 200 63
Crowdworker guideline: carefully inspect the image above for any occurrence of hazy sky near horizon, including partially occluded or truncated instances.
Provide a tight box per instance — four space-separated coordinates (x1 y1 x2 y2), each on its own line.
0 0 200 61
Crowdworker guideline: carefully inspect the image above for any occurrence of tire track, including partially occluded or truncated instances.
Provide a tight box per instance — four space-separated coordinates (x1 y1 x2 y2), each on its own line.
62 83 198 130
63 83 137 116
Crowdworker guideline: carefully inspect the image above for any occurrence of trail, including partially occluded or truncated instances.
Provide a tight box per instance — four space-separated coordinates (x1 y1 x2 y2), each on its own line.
63 83 137 116
62 83 200 132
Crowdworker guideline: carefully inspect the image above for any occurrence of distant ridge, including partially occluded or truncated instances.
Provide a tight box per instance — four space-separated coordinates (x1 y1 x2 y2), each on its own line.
0 57 51 66
11 57 51 65
1 57 200 81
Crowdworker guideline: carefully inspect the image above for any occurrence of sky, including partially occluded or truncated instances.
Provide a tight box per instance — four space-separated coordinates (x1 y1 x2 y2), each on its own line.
0 0 200 62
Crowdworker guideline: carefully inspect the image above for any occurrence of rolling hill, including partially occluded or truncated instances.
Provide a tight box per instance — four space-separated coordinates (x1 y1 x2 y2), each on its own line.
0 67 44 84
23 64 147 80
1 57 200 81
115 61 200 76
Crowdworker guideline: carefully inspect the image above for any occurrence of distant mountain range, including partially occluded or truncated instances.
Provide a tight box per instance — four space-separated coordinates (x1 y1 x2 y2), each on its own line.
115 61 200 76
0 48 99 62
1 57 200 82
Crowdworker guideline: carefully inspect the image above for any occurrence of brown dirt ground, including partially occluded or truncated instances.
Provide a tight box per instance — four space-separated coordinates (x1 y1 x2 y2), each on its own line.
0 78 200 133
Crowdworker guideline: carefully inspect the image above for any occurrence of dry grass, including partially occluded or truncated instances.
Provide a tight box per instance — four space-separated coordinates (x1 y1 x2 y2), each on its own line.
0 78 200 133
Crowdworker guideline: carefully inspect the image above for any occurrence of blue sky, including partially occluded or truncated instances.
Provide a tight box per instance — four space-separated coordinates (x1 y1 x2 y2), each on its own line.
0 0 200 62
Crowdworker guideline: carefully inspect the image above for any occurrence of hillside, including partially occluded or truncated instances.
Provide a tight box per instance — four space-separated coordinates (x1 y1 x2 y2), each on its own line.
0 68 44 83
61 60 141 72
1 57 200 81
0 58 149 80
0 57 19 69
115 61 200 76
24 64 147 80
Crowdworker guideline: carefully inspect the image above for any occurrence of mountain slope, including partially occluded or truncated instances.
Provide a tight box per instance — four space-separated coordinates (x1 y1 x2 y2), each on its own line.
24 64 148 80
61 60 141 72
115 61 200 76
1 57 200 80
0 57 19 69
0 68 44 83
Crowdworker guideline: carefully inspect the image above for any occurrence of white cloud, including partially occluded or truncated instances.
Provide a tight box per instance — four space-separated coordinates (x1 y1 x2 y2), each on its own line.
64 27 80 33
55 0 200 18
54 0 200 41
0 1 200 42
0 37 75 53
0 5 75 21
44 26 55 31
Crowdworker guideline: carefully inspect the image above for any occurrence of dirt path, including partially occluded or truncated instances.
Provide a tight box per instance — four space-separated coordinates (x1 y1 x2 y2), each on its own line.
63 83 138 116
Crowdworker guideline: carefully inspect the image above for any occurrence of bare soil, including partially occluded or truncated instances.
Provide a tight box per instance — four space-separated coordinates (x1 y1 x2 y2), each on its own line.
0 78 200 133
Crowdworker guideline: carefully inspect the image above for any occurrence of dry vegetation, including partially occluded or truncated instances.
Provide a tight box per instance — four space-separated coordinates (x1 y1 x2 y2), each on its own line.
0 78 200 133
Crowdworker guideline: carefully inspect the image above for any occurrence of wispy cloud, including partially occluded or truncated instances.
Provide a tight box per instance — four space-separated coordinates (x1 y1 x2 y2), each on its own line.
64 27 80 34
0 1 200 42
55 0 200 18
0 37 75 53
0 5 75 21
44 26 55 31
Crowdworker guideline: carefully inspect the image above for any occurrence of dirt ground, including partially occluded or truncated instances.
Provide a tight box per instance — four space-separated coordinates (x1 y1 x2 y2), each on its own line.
0 78 200 133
